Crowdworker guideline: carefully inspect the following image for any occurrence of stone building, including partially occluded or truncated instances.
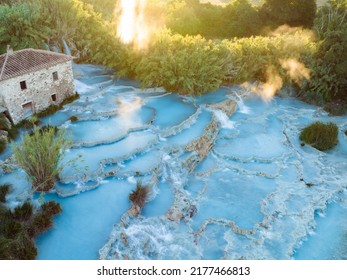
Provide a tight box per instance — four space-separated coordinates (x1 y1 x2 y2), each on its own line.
0 48 75 124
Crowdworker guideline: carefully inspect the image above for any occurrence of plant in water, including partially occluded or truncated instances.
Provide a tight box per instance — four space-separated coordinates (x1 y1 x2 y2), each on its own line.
0 232 37 260
69 115 79 122
0 140 6 154
300 121 339 151
0 184 11 203
29 213 53 236
41 201 62 218
0 218 23 239
12 126 71 192
129 181 150 210
13 202 33 222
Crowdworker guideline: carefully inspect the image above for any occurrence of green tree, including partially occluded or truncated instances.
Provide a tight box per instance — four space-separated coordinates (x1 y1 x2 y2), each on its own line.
167 0 202 35
12 126 71 192
302 0 347 106
222 0 262 38
0 0 124 68
0 2 48 53
260 0 317 28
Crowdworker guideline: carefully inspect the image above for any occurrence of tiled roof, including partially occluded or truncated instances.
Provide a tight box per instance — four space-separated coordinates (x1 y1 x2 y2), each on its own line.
0 48 73 82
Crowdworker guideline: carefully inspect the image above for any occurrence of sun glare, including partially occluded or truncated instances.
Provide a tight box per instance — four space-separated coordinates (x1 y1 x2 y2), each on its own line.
116 0 153 50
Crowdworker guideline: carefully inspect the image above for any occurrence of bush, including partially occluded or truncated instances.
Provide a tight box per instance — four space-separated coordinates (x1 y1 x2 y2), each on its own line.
29 125 59 137
61 93 80 107
0 198 62 259
36 105 60 118
260 0 316 28
0 220 23 239
300 122 339 151
13 126 71 192
16 117 42 130
29 213 53 236
7 127 19 140
0 140 6 154
129 181 150 209
41 201 62 218
323 102 347 116
13 202 33 222
35 93 80 118
69 116 79 122
134 33 231 95
0 233 37 260
0 184 11 203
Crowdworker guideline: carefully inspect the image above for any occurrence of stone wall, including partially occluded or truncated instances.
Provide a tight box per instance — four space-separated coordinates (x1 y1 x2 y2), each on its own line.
0 61 75 124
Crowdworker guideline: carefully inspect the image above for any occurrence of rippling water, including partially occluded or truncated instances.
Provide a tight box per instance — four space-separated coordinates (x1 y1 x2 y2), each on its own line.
1 64 346 260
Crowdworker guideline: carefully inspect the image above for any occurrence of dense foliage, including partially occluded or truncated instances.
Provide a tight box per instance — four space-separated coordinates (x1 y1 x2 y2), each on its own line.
300 121 339 151
0 0 124 67
0 184 11 203
0 184 62 259
12 126 71 192
135 33 232 94
301 0 347 111
122 29 314 95
260 0 317 28
0 0 345 111
167 0 317 38
167 0 262 38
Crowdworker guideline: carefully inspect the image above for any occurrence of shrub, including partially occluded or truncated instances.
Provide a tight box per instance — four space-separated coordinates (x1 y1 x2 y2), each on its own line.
35 93 80 118
69 115 79 122
0 220 23 239
323 102 347 116
29 125 59 136
0 198 61 259
29 213 53 236
12 126 71 192
134 33 231 95
7 127 19 140
16 117 42 130
41 201 62 218
37 105 60 118
0 184 11 203
300 122 339 151
129 181 150 209
0 140 6 154
61 93 80 107
13 202 33 222
0 233 37 260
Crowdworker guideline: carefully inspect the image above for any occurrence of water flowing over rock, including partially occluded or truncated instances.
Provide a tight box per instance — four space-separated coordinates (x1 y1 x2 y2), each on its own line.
206 99 237 117
2 64 346 260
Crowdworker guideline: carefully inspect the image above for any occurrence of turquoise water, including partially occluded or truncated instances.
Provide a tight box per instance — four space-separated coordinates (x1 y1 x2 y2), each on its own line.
1 64 346 260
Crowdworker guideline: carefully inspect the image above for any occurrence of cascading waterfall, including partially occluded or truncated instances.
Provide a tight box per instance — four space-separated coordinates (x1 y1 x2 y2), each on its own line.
1 64 346 260
62 38 72 56
234 92 251 114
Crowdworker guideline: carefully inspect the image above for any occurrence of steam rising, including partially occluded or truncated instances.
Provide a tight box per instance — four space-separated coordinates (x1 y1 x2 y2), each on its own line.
116 96 143 126
243 25 313 101
280 58 310 86
244 66 283 102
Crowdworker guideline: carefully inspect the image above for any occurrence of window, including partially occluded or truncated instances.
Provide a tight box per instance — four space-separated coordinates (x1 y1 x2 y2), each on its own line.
52 71 58 81
51 94 57 102
20 81 27 90
22 102 33 118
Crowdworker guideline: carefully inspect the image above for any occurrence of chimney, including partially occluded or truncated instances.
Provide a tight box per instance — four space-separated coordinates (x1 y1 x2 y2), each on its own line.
7 45 13 55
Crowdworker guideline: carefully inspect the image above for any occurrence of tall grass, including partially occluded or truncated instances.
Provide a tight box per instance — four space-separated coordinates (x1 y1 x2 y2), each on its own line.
12 126 71 192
